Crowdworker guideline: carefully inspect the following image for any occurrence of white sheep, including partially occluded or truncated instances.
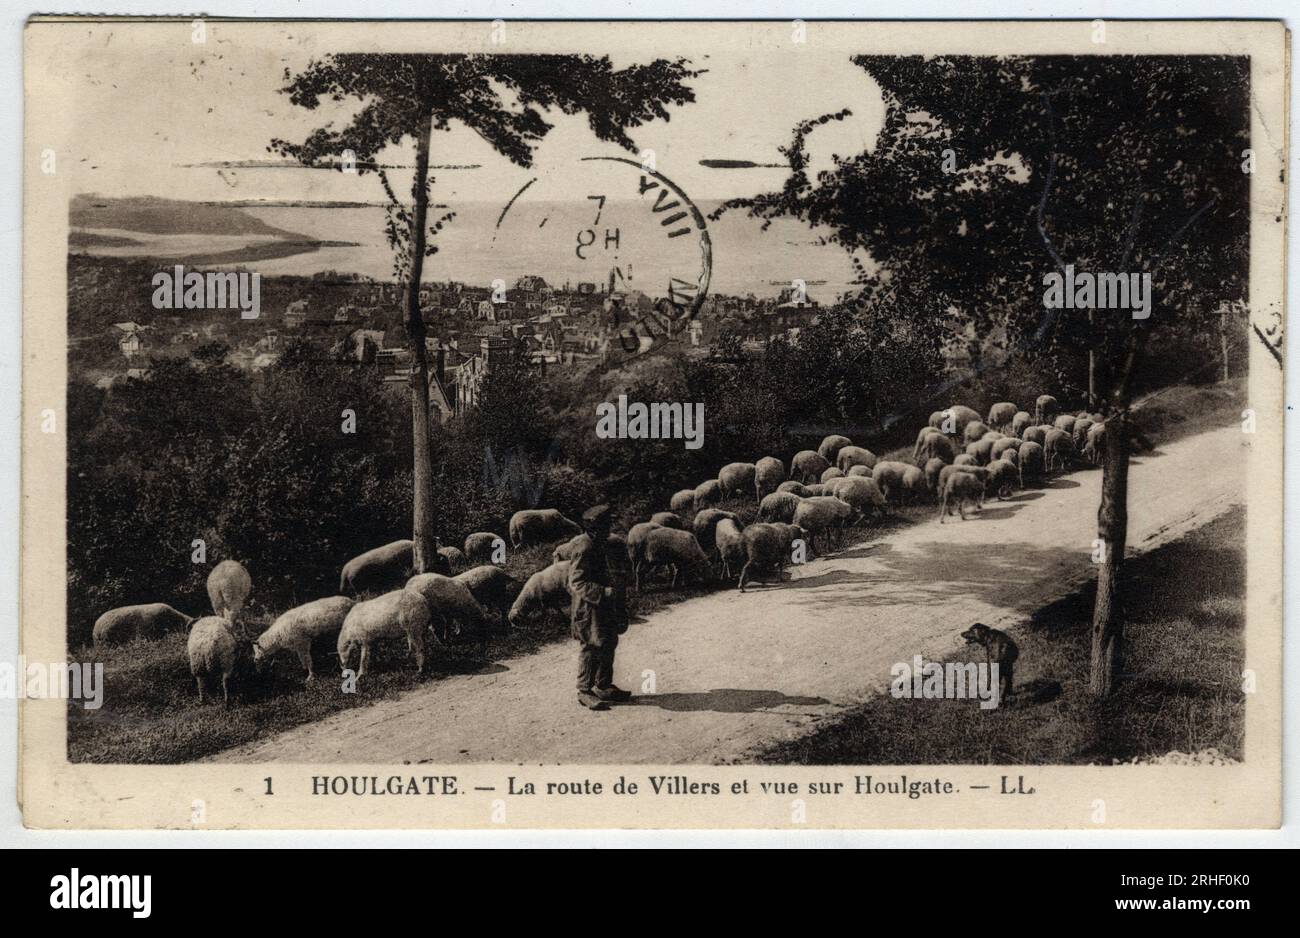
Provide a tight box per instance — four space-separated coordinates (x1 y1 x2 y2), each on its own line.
754 456 785 502
641 527 710 589
714 517 746 579
836 445 877 474
817 434 853 464
93 603 193 646
509 509 582 548
758 490 803 524
693 478 723 512
790 450 831 484
454 566 521 629
939 471 985 522
406 573 490 651
337 589 432 679
987 402 1018 430
207 559 252 623
718 462 757 501
341 540 417 594
792 495 852 553
669 489 696 514
188 616 241 706
626 521 664 590
464 531 503 565
509 561 573 628
253 596 354 681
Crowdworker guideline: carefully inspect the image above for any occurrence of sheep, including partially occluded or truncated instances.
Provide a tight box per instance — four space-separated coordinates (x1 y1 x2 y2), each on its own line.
792 496 852 553
847 465 872 477
650 511 685 530
990 437 1020 462
901 465 927 503
1083 421 1107 464
714 517 746 579
962 420 991 446
965 438 996 466
790 450 831 484
337 589 432 679
670 489 696 514
928 410 947 430
437 546 466 570
508 561 572 628
870 460 913 503
826 475 887 518
1035 394 1059 425
987 402 1018 431
188 616 241 705
207 559 252 623
1010 411 1033 437
1022 425 1049 447
454 566 522 629
999 445 1019 467
693 508 740 559
940 404 981 434
641 527 710 589
817 434 854 464
777 480 811 497
758 490 803 524
836 445 877 473
464 532 504 565
1044 428 1076 472
253 596 354 682
914 430 956 467
924 457 947 495
803 483 827 497
693 478 723 512
1052 414 1077 436
340 541 414 595
627 521 664 590
754 456 785 501
953 453 977 467
551 530 626 566
939 471 985 522
93 603 193 647
821 466 845 483
1072 417 1095 452
912 426 940 460
985 458 1019 500
509 509 582 548
737 523 793 592
937 463 991 496
718 462 758 501
1018 441 1045 485
406 573 490 652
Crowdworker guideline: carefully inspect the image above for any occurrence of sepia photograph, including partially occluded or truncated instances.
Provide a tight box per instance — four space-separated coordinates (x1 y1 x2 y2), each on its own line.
15 16 1286 835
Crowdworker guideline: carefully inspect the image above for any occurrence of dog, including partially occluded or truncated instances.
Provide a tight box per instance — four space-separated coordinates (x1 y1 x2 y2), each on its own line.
961 622 1018 704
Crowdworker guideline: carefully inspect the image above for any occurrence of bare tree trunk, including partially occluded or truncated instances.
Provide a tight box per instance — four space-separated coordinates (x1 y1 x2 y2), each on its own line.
1090 410 1129 695
405 111 437 574
1087 310 1096 409
1220 307 1230 382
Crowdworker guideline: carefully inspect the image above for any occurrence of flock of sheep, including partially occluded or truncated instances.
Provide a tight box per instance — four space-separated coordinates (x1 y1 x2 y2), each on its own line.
88 393 1106 707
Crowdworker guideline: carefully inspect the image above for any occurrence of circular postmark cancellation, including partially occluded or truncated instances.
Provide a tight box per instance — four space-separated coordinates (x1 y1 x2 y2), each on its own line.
492 155 712 362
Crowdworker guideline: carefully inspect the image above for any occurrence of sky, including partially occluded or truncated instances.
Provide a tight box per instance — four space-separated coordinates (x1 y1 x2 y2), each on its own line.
62 22 886 208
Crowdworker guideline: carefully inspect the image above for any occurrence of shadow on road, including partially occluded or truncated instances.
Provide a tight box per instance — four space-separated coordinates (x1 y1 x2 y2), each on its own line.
629 688 830 713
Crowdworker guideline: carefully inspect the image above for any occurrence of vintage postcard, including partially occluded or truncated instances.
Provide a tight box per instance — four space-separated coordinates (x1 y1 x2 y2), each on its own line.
19 18 1285 829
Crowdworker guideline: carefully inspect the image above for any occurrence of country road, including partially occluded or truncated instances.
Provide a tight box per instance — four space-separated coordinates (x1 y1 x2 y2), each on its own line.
213 425 1244 766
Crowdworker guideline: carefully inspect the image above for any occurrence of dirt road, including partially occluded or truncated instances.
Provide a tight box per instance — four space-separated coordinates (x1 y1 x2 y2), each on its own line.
214 425 1243 765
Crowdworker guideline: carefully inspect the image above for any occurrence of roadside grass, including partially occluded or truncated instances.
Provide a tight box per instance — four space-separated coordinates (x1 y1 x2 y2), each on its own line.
756 507 1245 765
69 378 1243 763
69 494 928 763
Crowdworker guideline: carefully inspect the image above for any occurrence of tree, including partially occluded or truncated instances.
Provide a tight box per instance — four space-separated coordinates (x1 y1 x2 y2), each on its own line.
272 53 698 571
721 55 1249 694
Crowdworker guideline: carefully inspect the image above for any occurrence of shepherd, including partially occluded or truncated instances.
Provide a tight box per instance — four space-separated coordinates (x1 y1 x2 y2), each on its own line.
568 504 631 711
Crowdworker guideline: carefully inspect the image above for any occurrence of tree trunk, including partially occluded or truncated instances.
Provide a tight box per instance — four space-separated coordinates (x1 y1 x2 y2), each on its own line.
1090 410 1129 695
1087 310 1096 409
1220 307 1230 382
405 111 437 574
